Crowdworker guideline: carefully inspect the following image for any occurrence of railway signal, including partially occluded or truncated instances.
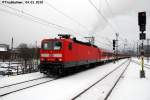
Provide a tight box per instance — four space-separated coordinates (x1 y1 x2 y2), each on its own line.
113 40 116 50
113 39 116 63
138 12 146 32
138 11 146 78
140 33 146 40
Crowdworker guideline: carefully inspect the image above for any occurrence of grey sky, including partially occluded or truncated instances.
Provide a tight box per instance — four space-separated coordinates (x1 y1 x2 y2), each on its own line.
0 0 150 50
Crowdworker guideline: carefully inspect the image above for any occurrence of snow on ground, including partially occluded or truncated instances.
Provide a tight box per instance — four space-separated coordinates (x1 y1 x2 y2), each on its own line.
1 58 150 100
0 62 22 75
0 59 127 100
0 72 45 87
107 58 150 100
75 59 130 100
133 57 150 66
0 62 8 68
0 48 7 51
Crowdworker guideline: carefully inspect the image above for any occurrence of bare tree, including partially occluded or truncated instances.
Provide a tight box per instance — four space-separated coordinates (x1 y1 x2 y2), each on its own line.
18 43 31 73
17 43 40 73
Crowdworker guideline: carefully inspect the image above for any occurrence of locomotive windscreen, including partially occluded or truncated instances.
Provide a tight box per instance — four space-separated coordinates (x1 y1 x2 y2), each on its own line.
42 41 62 50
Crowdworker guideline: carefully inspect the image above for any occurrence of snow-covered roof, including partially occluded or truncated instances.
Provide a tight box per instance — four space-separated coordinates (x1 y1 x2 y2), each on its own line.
0 44 9 51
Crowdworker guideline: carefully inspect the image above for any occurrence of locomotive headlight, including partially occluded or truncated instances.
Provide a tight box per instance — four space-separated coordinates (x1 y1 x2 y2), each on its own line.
40 58 44 61
41 53 62 57
41 53 49 57
58 58 62 61
52 54 62 57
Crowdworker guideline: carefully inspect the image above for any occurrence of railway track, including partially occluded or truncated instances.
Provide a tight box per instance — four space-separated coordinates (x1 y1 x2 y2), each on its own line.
0 76 46 89
0 77 57 97
131 59 150 69
144 64 150 68
104 59 130 100
72 59 131 100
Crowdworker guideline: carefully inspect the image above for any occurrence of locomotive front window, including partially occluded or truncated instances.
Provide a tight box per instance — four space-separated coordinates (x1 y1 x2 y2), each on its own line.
54 41 62 50
42 42 53 50
42 41 62 50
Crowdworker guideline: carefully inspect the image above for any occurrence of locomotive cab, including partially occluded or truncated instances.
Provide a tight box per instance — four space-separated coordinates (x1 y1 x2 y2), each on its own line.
39 35 73 75
40 39 63 63
39 38 65 75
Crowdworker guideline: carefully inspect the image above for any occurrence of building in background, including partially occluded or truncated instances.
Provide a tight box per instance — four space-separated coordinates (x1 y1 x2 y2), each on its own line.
0 44 10 61
0 44 9 51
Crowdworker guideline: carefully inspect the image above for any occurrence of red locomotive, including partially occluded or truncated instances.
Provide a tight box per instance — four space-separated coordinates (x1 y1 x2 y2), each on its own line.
39 34 127 76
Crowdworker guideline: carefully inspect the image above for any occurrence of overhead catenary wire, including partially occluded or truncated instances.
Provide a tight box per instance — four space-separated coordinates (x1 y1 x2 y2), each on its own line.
44 1 91 35
105 0 130 51
105 0 121 31
105 0 127 41
0 2 78 33
0 8 109 49
88 0 130 50
0 3 89 37
0 8 48 26
0 2 112 50
43 1 111 48
0 3 90 42
88 0 118 34
118 36 127 42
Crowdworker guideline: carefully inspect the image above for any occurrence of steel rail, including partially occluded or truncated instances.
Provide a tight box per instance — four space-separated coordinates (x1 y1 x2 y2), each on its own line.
0 76 46 89
104 59 131 100
131 60 150 69
0 78 57 97
72 59 129 100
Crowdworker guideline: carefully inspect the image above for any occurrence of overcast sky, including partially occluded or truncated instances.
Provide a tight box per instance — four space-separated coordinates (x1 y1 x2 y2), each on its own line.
0 0 150 50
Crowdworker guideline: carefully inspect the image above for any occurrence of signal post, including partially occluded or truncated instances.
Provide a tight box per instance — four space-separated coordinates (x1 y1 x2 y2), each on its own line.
138 12 146 78
113 39 116 63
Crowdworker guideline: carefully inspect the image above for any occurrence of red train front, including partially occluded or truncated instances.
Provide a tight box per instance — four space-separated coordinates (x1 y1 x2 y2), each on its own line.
39 34 128 76
40 35 64 75
39 34 101 76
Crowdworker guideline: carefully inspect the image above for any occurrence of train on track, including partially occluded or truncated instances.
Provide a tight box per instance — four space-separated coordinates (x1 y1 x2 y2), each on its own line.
39 34 129 76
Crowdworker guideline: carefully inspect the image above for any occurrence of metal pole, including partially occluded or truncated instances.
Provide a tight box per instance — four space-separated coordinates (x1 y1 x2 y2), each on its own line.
140 39 145 78
137 42 139 58
147 39 150 62
35 41 38 70
142 39 144 71
11 37 13 51
116 33 119 61
138 11 146 78
113 49 115 63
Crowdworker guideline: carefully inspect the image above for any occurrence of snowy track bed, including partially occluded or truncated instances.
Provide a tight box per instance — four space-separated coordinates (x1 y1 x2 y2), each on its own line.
131 59 150 69
0 72 45 87
0 59 129 100
0 77 55 97
73 59 130 100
